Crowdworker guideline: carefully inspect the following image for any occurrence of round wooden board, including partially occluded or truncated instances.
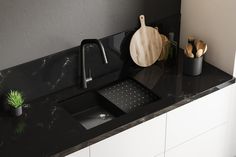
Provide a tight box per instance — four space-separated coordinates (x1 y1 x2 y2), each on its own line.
158 34 169 61
130 15 162 67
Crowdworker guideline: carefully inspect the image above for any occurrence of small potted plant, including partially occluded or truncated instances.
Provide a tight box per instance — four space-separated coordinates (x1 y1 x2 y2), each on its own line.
7 90 24 117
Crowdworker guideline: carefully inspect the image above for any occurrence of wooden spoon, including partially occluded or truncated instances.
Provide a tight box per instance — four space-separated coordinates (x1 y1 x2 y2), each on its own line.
196 49 204 58
185 44 194 58
195 40 201 49
196 40 208 55
203 44 208 54
184 49 189 57
196 40 207 52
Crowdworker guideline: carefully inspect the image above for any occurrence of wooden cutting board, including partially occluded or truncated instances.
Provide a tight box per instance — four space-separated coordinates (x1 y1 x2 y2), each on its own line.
130 15 162 67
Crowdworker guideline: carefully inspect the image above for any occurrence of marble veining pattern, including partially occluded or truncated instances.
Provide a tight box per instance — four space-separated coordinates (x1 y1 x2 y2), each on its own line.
32 58 49 76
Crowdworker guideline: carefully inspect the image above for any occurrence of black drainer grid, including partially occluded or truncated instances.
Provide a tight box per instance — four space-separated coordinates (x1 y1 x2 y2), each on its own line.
99 79 158 113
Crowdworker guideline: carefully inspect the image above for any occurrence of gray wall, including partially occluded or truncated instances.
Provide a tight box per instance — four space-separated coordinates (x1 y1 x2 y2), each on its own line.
0 0 180 70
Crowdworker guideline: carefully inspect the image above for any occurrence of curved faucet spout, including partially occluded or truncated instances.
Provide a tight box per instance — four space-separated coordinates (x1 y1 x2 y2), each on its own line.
81 39 108 64
80 39 109 89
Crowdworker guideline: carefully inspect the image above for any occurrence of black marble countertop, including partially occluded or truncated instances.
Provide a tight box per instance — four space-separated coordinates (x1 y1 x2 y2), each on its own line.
0 57 234 157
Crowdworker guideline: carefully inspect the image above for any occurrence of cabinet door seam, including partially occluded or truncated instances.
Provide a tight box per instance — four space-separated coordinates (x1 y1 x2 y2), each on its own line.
164 113 168 157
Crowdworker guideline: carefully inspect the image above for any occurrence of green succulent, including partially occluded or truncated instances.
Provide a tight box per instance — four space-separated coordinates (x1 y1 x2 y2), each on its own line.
7 90 24 109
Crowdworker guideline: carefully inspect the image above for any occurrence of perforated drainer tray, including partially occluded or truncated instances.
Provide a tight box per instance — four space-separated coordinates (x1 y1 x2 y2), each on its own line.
98 79 159 113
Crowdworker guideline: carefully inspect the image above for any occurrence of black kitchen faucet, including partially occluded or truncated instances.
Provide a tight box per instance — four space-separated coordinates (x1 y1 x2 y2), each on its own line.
80 39 108 88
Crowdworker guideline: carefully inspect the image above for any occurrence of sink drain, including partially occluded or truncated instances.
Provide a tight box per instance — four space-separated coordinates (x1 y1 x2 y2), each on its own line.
99 113 107 119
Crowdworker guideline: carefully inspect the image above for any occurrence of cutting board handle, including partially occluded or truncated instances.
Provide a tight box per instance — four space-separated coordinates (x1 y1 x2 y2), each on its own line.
139 15 146 27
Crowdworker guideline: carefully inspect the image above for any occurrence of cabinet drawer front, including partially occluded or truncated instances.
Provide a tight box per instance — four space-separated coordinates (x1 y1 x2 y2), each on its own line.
165 124 229 157
166 85 233 150
90 114 166 157
65 147 89 157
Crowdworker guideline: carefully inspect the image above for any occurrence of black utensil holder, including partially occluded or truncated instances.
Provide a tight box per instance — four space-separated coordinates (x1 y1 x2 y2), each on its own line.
183 55 203 76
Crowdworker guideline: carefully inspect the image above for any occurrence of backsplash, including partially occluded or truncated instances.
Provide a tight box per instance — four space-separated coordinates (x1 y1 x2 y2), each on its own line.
0 14 180 102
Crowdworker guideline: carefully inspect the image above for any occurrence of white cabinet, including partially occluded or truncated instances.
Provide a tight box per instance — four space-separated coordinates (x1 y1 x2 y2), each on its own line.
90 114 166 157
165 84 234 150
154 153 164 157
65 147 89 157
165 124 229 157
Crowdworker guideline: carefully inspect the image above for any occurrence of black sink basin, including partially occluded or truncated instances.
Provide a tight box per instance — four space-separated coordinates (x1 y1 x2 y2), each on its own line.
60 92 124 130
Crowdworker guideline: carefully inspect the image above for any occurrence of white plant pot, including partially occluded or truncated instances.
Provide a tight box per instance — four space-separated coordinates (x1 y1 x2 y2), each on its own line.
12 106 22 117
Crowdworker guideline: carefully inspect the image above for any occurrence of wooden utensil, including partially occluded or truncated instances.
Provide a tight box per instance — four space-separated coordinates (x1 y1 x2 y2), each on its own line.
195 40 200 49
203 44 208 54
196 40 204 49
196 49 204 58
196 40 208 54
130 15 162 67
188 36 197 57
184 49 189 57
185 44 194 58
